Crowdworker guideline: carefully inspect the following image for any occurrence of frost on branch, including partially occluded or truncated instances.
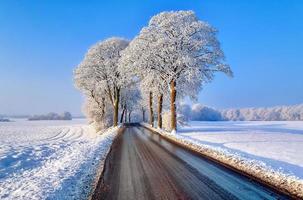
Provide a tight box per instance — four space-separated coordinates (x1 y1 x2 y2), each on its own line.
119 85 141 123
74 37 129 129
122 10 232 130
74 11 233 130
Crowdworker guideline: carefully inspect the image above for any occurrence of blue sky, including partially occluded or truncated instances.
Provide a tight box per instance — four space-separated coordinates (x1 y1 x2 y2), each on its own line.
0 0 302 115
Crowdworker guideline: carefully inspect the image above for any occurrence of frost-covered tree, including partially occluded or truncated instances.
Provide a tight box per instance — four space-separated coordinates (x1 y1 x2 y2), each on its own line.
120 86 141 123
139 76 167 128
121 27 168 128
122 11 232 131
82 98 113 130
75 37 129 127
191 104 223 121
178 103 192 121
178 103 303 121
120 47 152 125
138 96 148 122
221 104 303 121
74 58 110 128
149 77 168 129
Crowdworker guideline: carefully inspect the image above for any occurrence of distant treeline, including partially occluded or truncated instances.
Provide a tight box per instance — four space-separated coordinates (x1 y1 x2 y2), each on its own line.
179 103 303 121
28 112 72 121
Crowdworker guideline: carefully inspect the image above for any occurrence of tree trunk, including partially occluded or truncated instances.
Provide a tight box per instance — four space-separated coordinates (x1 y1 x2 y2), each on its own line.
120 106 125 123
170 80 177 131
113 102 119 127
101 97 105 118
113 89 120 127
128 112 131 123
149 91 154 127
124 109 127 123
142 109 145 122
157 94 163 129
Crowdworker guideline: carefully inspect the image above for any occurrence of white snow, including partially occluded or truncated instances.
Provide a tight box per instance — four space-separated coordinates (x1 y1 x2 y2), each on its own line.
178 121 303 179
141 121 303 198
0 119 118 200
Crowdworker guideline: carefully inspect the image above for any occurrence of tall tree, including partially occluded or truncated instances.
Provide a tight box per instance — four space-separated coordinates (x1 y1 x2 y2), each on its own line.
77 37 129 127
74 59 112 129
138 93 149 122
140 75 167 128
121 36 168 128
123 11 232 131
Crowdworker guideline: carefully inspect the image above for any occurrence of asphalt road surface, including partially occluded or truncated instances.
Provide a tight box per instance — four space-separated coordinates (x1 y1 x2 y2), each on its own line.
92 126 289 200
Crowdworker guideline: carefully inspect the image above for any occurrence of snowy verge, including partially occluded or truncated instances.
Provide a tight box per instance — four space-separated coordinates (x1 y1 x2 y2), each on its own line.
179 121 303 178
141 123 303 199
87 125 122 200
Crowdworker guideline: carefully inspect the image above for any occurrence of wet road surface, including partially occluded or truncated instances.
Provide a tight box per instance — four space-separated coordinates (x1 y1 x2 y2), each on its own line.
92 126 289 200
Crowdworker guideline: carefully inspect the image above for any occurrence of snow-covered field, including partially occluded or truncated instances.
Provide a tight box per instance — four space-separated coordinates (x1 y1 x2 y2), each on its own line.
0 119 118 200
179 121 303 179
142 121 303 198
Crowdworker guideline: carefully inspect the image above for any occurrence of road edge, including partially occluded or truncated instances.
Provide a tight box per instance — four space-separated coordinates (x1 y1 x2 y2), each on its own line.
141 123 303 199
87 125 125 200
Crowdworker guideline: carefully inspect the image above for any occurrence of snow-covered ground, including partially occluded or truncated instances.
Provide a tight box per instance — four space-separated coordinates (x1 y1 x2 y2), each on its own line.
142 121 303 198
0 119 118 200
179 121 303 179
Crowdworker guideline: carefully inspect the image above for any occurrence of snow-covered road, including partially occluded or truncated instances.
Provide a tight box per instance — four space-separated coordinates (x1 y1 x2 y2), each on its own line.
179 121 303 179
0 119 118 199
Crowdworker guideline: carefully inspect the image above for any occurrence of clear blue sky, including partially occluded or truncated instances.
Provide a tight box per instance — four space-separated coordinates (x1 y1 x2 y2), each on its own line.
0 0 302 115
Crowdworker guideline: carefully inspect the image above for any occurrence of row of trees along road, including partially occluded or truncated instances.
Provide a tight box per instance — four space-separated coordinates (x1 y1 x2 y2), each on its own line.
74 11 233 131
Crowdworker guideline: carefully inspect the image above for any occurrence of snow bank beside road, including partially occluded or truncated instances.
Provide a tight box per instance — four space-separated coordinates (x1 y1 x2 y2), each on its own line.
180 121 303 178
0 119 119 200
141 122 303 199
